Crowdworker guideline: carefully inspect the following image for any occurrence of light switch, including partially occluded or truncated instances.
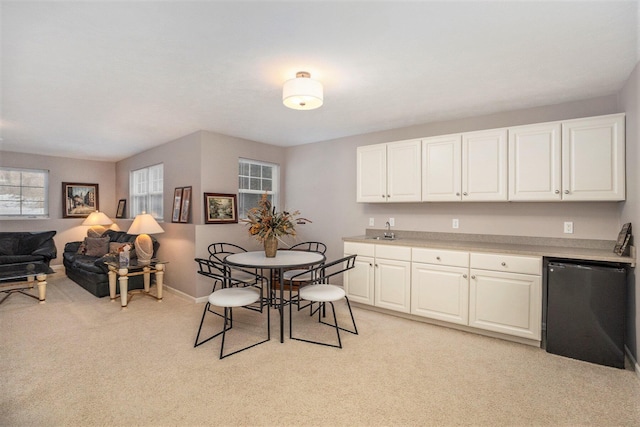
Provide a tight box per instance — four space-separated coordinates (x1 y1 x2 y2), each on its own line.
564 222 574 234
452 219 459 229
369 218 375 226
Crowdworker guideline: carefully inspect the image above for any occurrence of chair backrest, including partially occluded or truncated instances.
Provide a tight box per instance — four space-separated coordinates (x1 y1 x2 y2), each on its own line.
288 254 356 285
207 243 248 263
195 258 265 288
288 241 327 254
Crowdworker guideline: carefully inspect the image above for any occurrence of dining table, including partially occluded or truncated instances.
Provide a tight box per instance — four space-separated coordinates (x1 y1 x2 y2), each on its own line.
224 250 326 343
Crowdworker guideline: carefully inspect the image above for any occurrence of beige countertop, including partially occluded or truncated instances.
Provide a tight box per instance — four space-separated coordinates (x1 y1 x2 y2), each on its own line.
343 231 636 266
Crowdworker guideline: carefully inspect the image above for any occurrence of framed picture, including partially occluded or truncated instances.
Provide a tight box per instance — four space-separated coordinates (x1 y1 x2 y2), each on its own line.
62 182 99 218
116 199 127 218
179 186 192 223
204 193 237 224
172 187 183 223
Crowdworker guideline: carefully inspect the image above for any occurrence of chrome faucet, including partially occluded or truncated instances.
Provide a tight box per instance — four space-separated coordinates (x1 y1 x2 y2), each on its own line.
384 221 395 239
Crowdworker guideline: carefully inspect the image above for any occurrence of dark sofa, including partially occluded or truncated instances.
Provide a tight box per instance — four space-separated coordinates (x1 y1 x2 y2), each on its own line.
0 231 57 266
63 230 159 297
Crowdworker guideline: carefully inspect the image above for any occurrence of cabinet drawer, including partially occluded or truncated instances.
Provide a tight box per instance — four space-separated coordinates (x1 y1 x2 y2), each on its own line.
375 244 411 261
470 253 541 275
412 248 469 267
344 242 375 257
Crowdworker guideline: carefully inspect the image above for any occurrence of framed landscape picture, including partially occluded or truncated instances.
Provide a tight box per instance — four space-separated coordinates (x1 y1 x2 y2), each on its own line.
63 182 99 218
179 186 192 223
172 187 183 223
204 193 237 224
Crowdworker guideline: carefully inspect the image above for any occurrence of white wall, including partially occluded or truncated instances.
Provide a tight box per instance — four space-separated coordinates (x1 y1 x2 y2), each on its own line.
285 94 624 265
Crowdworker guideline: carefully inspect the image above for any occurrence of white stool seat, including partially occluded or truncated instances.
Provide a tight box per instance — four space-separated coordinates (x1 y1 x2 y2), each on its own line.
231 269 260 283
283 269 311 281
209 287 261 307
299 284 345 302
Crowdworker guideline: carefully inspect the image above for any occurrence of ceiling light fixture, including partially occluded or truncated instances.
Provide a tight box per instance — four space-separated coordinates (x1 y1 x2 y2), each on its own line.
282 71 323 110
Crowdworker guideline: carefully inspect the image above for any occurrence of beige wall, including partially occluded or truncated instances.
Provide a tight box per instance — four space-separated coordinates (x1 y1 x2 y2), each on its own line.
285 94 624 265
620 61 640 362
0 151 115 268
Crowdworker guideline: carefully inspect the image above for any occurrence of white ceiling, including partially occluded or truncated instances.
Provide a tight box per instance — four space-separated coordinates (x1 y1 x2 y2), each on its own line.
1 1 639 162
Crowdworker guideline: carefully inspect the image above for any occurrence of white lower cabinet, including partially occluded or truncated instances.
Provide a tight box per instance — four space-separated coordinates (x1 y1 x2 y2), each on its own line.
344 242 411 313
345 241 544 343
468 253 542 340
411 248 469 325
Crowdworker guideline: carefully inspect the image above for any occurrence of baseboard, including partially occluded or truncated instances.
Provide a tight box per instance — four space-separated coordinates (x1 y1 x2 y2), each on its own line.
625 345 640 382
162 284 200 303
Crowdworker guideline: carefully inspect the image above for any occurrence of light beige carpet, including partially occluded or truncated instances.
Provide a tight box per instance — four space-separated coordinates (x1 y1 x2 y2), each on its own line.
1 273 639 426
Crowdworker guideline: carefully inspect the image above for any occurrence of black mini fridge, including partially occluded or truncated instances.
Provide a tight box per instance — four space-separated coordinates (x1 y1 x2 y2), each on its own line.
545 260 626 368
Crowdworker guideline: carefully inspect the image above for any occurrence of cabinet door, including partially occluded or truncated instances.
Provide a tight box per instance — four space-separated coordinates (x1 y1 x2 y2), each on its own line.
562 114 625 201
375 258 411 313
462 129 508 201
387 139 422 202
344 255 374 305
357 144 387 202
411 263 469 325
508 122 562 201
422 134 462 201
469 269 541 340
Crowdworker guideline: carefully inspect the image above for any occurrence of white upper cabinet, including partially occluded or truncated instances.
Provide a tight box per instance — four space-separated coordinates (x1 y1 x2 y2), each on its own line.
357 139 421 203
508 122 562 201
422 134 462 201
561 114 626 201
356 143 387 203
462 128 508 201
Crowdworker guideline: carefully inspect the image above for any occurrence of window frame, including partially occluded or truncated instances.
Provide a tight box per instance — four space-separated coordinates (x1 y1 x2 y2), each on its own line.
129 163 164 221
238 158 279 219
0 167 49 219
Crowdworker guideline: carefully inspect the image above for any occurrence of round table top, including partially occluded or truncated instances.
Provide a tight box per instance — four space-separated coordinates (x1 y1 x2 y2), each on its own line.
225 250 325 269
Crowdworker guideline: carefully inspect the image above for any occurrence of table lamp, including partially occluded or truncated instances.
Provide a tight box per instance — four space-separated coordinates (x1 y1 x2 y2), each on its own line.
127 212 164 265
82 211 114 237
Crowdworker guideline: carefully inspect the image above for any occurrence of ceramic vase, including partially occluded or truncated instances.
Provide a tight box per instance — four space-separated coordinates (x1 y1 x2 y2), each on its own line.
264 234 278 258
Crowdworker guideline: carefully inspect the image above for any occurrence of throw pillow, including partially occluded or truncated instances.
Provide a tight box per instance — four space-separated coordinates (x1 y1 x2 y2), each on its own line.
76 242 86 255
84 236 110 257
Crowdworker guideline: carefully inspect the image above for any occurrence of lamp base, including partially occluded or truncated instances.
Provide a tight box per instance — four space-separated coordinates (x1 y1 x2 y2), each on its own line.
135 234 153 265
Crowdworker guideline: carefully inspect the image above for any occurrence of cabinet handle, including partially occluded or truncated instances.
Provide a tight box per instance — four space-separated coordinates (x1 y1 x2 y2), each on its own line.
463 274 467 279
564 190 570 194
375 264 378 268
555 190 560 194
456 192 460 196
471 275 476 279
436 256 441 261
369 263 373 267
463 192 468 196
387 194 390 198
501 262 506 267
382 195 386 198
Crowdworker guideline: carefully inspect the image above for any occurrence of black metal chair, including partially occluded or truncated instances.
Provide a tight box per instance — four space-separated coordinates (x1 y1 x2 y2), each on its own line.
282 241 327 284
288 254 358 348
207 243 260 287
194 258 270 359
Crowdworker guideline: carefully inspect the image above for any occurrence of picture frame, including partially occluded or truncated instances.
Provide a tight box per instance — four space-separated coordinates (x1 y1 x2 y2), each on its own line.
62 182 99 218
179 186 192 223
116 199 127 218
172 187 183 223
204 193 238 224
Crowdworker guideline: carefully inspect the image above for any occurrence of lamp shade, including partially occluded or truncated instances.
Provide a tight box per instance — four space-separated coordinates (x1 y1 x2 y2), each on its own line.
82 211 113 226
127 213 164 235
282 71 323 110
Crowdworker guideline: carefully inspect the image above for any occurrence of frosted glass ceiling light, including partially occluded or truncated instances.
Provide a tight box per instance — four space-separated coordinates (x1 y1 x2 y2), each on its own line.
282 71 323 110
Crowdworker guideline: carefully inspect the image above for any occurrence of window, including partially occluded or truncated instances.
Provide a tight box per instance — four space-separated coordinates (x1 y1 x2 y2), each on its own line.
0 167 49 218
130 164 163 220
238 159 279 218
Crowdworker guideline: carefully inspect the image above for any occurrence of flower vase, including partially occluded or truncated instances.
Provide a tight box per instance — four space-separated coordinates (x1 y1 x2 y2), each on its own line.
264 235 278 258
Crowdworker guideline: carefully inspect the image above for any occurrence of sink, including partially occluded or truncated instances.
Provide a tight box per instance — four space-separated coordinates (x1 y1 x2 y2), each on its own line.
365 236 398 241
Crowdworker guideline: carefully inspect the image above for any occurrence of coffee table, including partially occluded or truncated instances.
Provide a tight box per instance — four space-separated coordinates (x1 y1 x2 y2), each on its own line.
0 261 53 305
105 260 167 308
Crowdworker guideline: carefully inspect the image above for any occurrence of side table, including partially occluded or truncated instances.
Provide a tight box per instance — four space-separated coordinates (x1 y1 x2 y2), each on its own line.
0 262 53 305
106 260 167 308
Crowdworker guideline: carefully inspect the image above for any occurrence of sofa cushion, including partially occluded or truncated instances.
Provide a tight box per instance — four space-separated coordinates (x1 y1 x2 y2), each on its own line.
84 236 110 257
18 231 57 255
0 236 19 256
72 255 107 274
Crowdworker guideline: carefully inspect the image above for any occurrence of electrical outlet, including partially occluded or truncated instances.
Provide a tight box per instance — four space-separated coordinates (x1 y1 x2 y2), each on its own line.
369 218 375 226
452 218 459 229
564 221 574 234
388 218 395 227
